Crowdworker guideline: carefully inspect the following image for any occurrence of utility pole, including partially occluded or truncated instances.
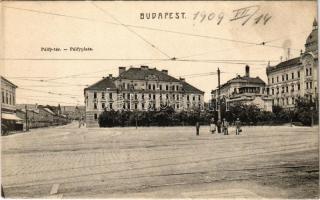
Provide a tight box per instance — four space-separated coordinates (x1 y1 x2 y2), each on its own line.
25 105 29 131
135 112 138 129
217 68 221 122
311 106 314 127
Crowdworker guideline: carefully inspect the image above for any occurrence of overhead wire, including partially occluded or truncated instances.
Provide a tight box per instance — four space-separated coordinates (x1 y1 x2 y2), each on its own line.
18 87 82 98
3 5 302 52
21 97 80 105
91 2 171 59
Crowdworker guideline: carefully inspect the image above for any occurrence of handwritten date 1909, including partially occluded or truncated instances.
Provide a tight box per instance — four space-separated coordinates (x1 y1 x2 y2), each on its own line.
193 5 272 25
193 11 225 25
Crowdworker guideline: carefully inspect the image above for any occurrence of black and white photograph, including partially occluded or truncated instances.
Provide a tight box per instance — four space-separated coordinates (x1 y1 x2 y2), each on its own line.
0 1 319 198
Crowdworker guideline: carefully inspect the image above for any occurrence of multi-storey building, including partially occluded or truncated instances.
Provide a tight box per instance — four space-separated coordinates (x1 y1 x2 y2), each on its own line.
211 65 273 111
1 76 22 132
84 66 205 127
266 19 318 109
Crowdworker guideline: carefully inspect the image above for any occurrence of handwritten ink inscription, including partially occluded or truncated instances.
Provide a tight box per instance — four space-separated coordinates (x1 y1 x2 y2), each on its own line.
193 5 272 25
229 6 272 25
193 11 225 25
140 5 272 26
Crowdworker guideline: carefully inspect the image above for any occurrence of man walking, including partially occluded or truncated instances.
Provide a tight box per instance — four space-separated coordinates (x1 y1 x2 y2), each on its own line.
196 122 200 136
217 119 222 133
209 117 216 134
1 185 5 198
223 118 229 135
235 118 241 135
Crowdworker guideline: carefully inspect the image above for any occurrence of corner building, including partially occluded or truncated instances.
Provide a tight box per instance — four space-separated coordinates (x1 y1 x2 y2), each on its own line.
211 66 272 112
266 19 318 109
1 76 22 132
84 66 204 127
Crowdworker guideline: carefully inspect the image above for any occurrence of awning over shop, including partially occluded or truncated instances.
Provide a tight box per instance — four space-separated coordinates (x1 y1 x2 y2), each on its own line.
1 113 23 121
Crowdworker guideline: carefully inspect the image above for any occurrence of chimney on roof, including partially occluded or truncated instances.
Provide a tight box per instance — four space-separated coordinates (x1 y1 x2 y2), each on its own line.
108 74 112 78
286 48 291 60
245 65 250 77
119 67 126 75
179 77 185 82
162 69 168 74
141 65 149 70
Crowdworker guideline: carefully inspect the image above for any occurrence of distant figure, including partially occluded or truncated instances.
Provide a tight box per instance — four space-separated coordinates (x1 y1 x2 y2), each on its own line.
217 119 222 133
209 117 216 134
235 118 241 135
79 117 85 128
79 119 82 128
1 185 5 198
223 118 229 135
196 122 200 136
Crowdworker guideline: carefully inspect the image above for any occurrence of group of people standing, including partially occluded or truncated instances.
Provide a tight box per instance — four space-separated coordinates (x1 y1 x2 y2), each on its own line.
195 118 242 136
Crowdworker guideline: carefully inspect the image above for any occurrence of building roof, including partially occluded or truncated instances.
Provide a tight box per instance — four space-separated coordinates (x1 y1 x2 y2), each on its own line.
85 77 117 91
306 29 318 47
42 108 55 115
305 18 318 51
274 57 301 68
85 66 204 94
119 67 180 82
16 104 39 110
181 81 204 94
228 76 265 84
216 75 265 91
266 57 301 74
1 76 18 88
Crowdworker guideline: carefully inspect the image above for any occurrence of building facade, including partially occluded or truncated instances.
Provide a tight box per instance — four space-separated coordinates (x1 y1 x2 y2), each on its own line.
1 76 22 133
211 66 273 112
266 19 318 109
84 66 205 127
16 104 70 129
61 105 85 120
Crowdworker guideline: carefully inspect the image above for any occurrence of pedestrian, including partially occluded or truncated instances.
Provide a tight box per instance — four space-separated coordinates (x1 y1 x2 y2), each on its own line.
217 119 222 133
78 118 82 128
235 118 241 135
1 185 5 198
223 118 229 135
209 117 216 134
196 122 200 136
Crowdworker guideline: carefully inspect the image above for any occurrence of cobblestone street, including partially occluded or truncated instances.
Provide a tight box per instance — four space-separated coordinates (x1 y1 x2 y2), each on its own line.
1 123 319 198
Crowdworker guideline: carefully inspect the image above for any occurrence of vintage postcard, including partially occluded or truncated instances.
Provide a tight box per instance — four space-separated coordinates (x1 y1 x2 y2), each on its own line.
0 1 318 199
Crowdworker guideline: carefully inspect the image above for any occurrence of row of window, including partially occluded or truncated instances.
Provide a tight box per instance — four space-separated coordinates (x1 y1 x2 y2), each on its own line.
270 81 315 95
120 82 181 91
92 103 202 119
93 99 203 109
269 68 313 84
270 71 300 84
270 83 301 95
93 101 203 111
273 97 296 106
1 91 15 105
93 92 111 99
92 92 201 101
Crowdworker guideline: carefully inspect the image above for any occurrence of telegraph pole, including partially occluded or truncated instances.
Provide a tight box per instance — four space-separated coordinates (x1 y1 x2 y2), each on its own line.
217 68 221 122
25 105 29 131
311 106 314 127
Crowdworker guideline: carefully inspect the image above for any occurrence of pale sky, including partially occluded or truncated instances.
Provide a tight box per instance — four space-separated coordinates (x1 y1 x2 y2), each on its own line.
1 1 317 106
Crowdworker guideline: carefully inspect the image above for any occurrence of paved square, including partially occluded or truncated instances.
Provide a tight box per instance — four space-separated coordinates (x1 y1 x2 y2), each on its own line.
1 123 319 198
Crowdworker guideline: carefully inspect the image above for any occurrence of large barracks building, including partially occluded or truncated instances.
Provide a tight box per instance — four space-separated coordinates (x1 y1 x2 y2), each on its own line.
84 66 204 127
